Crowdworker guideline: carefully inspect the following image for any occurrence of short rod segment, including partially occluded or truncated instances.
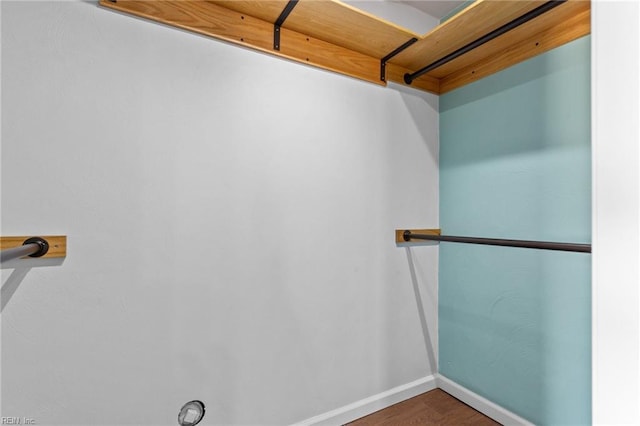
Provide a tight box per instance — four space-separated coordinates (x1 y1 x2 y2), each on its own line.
0 244 41 263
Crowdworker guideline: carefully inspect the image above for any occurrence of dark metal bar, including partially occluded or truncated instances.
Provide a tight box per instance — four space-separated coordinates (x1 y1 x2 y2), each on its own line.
404 0 566 85
403 230 591 253
274 0 299 51
0 237 50 263
380 37 418 82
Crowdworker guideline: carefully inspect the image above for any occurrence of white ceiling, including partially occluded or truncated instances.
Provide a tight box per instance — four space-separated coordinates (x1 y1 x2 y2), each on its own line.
396 0 467 20
343 1 432 33
344 0 468 34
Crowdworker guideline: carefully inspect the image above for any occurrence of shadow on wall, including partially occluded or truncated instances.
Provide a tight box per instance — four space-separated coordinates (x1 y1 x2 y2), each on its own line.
439 39 587 112
1 258 65 312
439 35 591 167
404 247 437 373
390 81 439 163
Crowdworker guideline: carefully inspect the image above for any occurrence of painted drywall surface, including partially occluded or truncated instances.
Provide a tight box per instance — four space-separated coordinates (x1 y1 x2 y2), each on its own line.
439 1 476 23
0 2 439 425
343 0 439 34
439 37 591 425
591 2 640 424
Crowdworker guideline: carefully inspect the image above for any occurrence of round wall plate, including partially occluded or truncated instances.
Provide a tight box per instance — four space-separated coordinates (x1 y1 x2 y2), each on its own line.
178 400 205 426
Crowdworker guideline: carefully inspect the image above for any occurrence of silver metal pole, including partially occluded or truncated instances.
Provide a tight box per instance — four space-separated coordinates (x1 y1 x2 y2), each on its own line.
0 243 41 263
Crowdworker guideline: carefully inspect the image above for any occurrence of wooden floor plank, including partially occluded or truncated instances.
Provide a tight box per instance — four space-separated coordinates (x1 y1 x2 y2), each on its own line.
347 389 501 426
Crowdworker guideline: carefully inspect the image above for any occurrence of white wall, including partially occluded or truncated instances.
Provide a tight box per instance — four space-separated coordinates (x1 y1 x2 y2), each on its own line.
0 1 439 425
592 1 640 424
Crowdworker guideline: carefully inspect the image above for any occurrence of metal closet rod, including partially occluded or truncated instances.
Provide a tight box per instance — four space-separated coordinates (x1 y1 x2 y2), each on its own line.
404 0 567 85
402 230 591 253
0 237 50 263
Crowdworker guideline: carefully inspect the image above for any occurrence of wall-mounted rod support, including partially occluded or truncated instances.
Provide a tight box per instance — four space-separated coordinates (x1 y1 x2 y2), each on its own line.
381 37 418 82
403 0 566 85
402 230 591 253
0 237 50 263
274 0 299 51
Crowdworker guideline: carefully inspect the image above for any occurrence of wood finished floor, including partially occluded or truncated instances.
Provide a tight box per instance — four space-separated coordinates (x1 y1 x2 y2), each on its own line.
346 389 501 426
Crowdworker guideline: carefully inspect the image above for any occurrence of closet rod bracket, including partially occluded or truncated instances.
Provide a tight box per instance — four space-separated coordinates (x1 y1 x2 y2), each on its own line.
274 0 299 51
380 37 418 82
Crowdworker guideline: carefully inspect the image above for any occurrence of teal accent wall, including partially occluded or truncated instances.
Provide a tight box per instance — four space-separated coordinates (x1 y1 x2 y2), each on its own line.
439 36 591 425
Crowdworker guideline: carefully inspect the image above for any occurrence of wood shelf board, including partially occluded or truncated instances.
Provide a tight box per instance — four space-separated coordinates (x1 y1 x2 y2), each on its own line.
0 236 67 259
389 0 548 71
429 0 590 79
439 1 590 93
279 26 382 84
283 0 421 59
212 0 421 59
100 1 273 51
99 0 590 95
99 0 384 86
395 229 441 244
208 0 289 24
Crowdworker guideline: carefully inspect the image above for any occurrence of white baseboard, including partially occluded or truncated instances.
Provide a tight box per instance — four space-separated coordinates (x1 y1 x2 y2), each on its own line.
291 374 533 426
291 375 438 426
436 374 534 426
